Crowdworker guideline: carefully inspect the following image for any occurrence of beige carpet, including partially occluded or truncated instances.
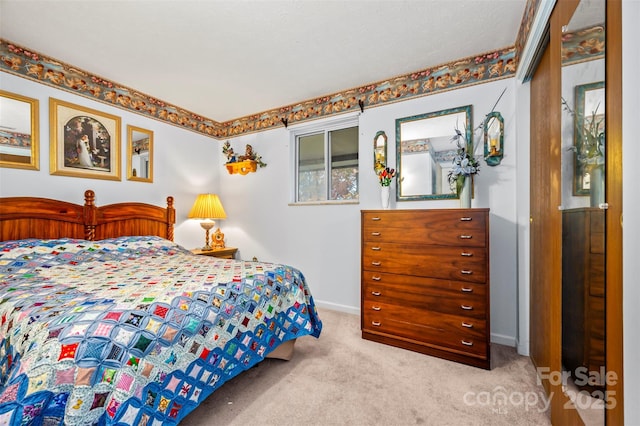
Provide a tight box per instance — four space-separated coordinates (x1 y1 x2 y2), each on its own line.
182 308 551 425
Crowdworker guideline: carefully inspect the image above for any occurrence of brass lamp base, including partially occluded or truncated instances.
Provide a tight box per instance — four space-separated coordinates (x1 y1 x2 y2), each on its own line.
199 220 215 251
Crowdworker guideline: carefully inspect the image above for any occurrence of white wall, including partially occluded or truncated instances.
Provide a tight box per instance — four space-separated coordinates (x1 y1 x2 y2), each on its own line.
622 0 640 423
222 78 520 346
0 72 218 251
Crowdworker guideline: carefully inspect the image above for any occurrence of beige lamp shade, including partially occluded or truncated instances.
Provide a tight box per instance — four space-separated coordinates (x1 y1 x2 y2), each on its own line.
188 194 227 220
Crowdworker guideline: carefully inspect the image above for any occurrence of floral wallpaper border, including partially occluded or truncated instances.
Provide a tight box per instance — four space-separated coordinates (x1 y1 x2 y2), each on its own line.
514 0 541 67
0 129 31 149
0 0 603 141
0 39 516 140
562 25 605 65
223 46 517 138
0 39 222 138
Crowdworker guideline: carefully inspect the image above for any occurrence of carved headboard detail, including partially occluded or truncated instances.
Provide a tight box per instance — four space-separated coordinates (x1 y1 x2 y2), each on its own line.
0 190 175 242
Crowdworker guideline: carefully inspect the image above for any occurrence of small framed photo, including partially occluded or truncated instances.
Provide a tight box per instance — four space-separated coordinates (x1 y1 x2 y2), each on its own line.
50 98 121 180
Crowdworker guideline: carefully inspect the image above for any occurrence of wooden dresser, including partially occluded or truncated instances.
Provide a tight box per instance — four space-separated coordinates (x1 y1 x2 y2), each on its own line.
562 208 605 388
361 209 490 369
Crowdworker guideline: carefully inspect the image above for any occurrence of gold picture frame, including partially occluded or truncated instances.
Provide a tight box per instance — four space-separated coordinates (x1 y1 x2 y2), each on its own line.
0 90 39 171
127 125 153 183
49 98 121 180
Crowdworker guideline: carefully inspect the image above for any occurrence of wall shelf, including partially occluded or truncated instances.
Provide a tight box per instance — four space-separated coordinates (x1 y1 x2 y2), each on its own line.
226 160 257 175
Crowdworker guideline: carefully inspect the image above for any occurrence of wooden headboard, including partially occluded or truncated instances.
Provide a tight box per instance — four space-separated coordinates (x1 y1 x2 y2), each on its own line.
0 190 175 242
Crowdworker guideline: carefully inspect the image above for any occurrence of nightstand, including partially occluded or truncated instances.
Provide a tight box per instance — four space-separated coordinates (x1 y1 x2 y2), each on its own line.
191 247 238 259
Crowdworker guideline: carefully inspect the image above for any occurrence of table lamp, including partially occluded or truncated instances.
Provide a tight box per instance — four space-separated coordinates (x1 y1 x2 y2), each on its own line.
188 194 227 250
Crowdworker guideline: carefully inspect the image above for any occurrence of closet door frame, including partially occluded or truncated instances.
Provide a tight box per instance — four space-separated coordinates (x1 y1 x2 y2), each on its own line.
529 0 623 423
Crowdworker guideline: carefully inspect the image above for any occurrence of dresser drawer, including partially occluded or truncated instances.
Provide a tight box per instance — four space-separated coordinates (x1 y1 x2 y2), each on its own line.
363 210 487 247
362 303 487 357
363 242 487 283
362 272 486 318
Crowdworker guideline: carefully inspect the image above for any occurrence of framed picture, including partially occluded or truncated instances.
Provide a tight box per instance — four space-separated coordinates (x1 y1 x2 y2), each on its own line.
0 90 39 171
49 98 121 180
573 81 605 196
126 125 154 183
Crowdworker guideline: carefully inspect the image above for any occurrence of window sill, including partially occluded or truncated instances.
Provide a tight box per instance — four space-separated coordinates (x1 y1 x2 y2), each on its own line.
288 200 360 206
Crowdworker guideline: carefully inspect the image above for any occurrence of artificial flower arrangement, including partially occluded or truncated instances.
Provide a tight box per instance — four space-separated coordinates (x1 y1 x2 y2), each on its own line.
377 166 396 187
447 128 480 195
562 98 604 166
581 107 605 164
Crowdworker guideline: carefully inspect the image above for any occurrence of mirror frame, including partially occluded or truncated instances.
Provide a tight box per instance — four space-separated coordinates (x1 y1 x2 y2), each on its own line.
573 81 604 196
373 130 387 173
0 90 39 171
484 111 504 166
126 125 153 182
395 104 472 201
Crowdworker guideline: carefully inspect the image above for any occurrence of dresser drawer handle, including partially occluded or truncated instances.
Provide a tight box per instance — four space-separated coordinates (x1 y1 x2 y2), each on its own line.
461 252 473 257
371 276 382 281
461 305 473 310
461 287 473 292
371 261 381 266
460 217 473 221
459 235 473 239
461 340 474 346
371 291 382 296
371 306 381 311
461 322 474 328
371 217 381 221
371 321 381 326
461 270 473 275
371 246 381 251
371 232 381 236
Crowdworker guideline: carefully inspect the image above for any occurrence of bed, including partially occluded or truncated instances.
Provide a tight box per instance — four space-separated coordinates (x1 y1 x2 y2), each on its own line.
0 190 322 425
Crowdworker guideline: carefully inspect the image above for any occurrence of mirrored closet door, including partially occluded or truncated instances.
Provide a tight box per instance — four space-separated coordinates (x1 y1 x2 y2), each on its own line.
560 1 606 424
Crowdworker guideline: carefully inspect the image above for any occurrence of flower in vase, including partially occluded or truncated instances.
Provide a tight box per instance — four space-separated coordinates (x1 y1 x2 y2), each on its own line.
577 106 605 169
447 128 480 195
562 98 605 169
377 166 396 187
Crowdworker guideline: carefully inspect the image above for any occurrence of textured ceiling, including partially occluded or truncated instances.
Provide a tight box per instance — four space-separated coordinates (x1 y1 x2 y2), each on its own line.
0 0 527 123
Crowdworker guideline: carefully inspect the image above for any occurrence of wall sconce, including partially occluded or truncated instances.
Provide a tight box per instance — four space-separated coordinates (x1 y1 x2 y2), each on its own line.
188 194 227 250
373 130 387 173
484 111 504 166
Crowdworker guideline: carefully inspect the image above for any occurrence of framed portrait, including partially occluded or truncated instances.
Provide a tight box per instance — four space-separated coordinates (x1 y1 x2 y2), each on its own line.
49 98 121 180
0 90 39 171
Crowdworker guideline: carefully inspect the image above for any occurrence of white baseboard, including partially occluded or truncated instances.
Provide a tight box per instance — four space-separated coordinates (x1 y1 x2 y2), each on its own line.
516 338 530 356
314 300 359 316
490 332 517 347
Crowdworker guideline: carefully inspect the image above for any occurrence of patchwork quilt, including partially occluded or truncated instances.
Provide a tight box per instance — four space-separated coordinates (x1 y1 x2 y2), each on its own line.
0 236 322 425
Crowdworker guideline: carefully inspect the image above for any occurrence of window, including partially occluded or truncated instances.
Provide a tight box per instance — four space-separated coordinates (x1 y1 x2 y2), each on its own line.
293 118 359 203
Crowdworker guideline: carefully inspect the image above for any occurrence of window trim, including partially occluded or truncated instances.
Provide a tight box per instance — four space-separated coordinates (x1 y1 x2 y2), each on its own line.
289 114 360 205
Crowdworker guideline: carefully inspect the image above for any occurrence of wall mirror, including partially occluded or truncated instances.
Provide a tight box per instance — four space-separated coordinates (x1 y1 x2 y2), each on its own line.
0 90 39 170
573 81 605 198
127 125 153 182
373 130 387 173
396 105 472 200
